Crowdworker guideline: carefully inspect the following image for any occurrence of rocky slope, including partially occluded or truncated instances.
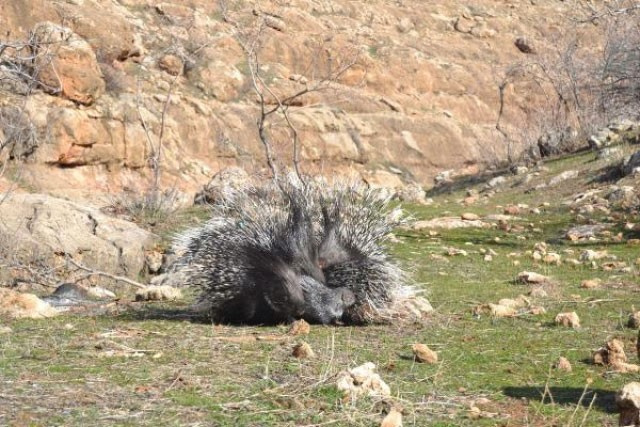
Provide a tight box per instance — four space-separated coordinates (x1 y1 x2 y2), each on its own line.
0 0 605 200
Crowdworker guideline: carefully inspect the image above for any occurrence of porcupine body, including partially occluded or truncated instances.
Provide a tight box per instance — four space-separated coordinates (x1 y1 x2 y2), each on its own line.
170 177 411 325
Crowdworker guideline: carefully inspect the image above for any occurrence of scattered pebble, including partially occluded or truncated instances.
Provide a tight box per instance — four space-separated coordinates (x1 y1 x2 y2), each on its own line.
86 286 116 299
412 343 438 364
135 285 183 301
529 287 548 298
556 357 572 372
555 312 580 328
517 271 550 285
629 312 640 329
498 295 530 308
580 279 601 289
292 342 315 359
580 249 610 262
446 248 468 256
529 306 547 315
288 319 310 335
592 339 633 371
543 253 561 265
380 408 403 427
336 362 391 400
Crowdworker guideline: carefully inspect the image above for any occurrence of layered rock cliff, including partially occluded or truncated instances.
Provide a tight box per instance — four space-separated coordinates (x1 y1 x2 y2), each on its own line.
0 0 604 200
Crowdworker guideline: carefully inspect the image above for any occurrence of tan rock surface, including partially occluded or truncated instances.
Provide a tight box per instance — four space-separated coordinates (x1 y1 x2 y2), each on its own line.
32 22 105 105
0 0 607 198
0 193 158 277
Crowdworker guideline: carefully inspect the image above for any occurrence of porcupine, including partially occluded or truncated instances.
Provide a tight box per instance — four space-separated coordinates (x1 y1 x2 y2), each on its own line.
168 177 410 325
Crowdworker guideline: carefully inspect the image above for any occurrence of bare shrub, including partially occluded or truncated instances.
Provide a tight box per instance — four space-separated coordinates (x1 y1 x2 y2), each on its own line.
497 2 640 163
105 185 181 226
0 106 38 160
220 1 361 185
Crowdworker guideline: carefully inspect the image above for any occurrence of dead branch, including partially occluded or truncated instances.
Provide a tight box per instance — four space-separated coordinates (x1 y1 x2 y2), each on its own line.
66 257 146 289
222 1 360 185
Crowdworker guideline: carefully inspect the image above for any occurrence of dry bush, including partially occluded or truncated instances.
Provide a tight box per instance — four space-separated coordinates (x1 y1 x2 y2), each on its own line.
105 185 181 226
497 1 640 163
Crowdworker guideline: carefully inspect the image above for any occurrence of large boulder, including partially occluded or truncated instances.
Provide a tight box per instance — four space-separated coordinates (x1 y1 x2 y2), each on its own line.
32 22 105 105
0 193 158 277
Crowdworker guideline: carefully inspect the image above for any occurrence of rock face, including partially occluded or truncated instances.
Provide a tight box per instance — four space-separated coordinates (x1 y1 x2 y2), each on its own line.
0 1 612 198
32 22 105 105
0 193 158 277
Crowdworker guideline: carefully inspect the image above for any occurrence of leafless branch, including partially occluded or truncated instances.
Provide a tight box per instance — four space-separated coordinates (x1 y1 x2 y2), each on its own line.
66 257 146 289
221 1 360 186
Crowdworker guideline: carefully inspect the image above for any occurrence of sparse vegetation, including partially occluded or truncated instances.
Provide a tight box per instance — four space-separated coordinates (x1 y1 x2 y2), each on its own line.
3 150 640 425
497 2 640 164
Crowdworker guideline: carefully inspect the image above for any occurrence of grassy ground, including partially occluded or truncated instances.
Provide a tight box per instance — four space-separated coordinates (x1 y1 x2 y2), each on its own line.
2 151 640 426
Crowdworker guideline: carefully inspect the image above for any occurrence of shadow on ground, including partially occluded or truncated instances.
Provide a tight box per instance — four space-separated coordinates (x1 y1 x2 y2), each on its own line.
503 386 617 414
118 305 211 323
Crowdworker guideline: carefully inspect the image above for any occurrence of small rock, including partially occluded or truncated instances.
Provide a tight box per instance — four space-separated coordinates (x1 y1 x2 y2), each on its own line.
543 253 561 265
87 286 116 299
0 326 12 334
135 285 182 301
336 362 391 399
264 15 286 32
454 16 474 33
488 176 507 188
580 249 609 262
461 212 480 221
412 343 438 364
515 36 535 53
517 271 550 285
503 205 520 215
381 408 403 427
289 74 308 84
597 146 622 161
158 54 184 76
590 128 620 149
555 312 580 328
614 362 640 373
434 170 453 185
556 357 572 372
566 224 609 241
498 295 530 308
549 170 578 186
593 339 627 365
292 342 315 359
529 306 546 315
629 312 640 329
617 382 640 426
529 287 548 298
0 288 58 319
474 303 517 318
464 196 478 205
580 279 601 289
447 248 468 257
514 166 529 175
145 251 164 274
288 319 311 335
534 242 548 252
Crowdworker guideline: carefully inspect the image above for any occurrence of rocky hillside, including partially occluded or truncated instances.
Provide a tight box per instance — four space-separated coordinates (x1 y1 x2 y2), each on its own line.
0 0 605 200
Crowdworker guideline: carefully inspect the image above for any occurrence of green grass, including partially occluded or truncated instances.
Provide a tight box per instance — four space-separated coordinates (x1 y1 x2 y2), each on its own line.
1 152 639 426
